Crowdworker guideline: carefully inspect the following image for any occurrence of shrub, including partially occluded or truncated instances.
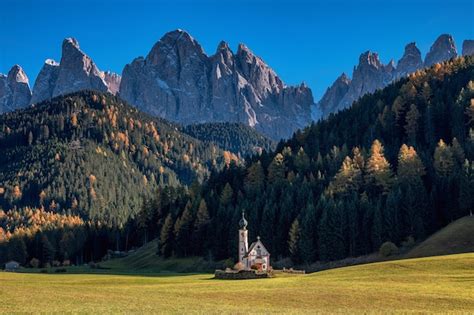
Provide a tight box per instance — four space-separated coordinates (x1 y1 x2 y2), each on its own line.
223 258 234 269
401 236 416 250
40 269 48 274
55 268 67 273
29 258 40 268
379 242 399 257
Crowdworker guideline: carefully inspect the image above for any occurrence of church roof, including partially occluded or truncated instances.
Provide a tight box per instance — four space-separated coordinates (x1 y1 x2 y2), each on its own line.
243 237 269 258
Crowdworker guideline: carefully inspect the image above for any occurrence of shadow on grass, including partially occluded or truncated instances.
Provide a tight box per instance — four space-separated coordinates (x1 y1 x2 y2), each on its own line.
16 267 211 278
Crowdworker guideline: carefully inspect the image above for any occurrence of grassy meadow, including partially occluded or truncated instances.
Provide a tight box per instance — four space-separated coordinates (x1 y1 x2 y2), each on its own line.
1 253 473 314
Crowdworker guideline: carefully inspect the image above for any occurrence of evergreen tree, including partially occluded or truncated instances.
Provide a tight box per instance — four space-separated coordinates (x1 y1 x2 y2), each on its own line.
192 199 210 255
459 161 474 217
434 140 455 178
244 161 265 195
174 203 194 257
41 235 55 265
7 237 27 265
404 104 421 144
299 201 317 263
267 153 285 183
159 214 174 257
288 219 301 263
220 183 234 207
294 147 310 174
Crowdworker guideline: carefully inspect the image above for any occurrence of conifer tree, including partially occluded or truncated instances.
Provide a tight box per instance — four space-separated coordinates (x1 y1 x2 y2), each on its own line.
404 104 421 144
192 199 210 255
365 140 393 195
219 183 234 207
288 219 301 263
397 144 425 182
7 237 27 265
159 214 174 257
434 139 455 178
459 161 474 217
267 153 285 183
244 161 265 195
174 202 194 257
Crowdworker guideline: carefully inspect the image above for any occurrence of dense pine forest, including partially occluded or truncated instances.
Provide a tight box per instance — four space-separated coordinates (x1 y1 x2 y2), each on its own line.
1 56 473 267
183 122 275 158
0 92 243 265
137 56 474 263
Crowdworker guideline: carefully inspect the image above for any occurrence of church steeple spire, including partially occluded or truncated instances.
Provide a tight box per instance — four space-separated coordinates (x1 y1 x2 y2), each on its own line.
238 210 249 264
239 210 248 230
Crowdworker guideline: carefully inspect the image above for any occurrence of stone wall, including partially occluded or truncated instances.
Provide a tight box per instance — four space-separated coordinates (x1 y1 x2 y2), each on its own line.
214 269 272 280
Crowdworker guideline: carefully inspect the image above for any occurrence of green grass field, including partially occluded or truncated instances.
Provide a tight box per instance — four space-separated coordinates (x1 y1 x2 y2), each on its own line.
1 253 473 314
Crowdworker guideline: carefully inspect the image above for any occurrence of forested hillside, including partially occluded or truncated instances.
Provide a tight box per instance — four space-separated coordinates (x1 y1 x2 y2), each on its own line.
1 57 473 268
0 91 238 227
182 122 275 157
136 56 474 263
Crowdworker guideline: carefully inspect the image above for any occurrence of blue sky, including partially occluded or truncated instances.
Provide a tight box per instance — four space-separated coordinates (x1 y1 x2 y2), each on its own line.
1 0 473 99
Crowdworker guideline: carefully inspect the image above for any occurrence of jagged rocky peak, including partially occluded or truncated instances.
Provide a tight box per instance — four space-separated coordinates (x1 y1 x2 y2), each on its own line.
396 42 422 78
337 50 392 109
359 51 383 68
385 59 396 73
318 73 351 117
236 43 284 96
119 30 313 140
103 71 121 95
30 59 60 104
424 34 457 67
462 40 474 56
146 29 206 66
8 64 29 84
0 65 32 113
31 37 112 104
53 37 108 97
214 41 234 64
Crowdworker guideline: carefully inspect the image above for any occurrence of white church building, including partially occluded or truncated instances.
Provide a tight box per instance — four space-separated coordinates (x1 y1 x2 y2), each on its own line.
238 211 271 272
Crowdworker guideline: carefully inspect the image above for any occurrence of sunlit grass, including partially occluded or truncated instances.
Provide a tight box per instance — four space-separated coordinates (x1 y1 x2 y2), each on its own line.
1 253 473 314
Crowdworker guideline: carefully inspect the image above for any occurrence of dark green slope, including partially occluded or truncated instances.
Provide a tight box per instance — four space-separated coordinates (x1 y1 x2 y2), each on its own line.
407 215 474 259
182 122 276 157
0 91 230 225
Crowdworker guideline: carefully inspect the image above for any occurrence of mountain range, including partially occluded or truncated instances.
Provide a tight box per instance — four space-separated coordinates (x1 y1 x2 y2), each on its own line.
318 34 473 117
1 31 473 139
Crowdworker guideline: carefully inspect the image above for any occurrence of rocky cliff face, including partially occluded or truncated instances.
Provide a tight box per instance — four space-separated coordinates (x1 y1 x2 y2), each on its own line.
338 51 394 110
395 42 423 79
317 34 468 117
30 59 60 104
462 40 474 56
119 30 313 140
103 71 121 95
0 65 32 113
318 73 350 117
31 38 117 104
424 34 457 67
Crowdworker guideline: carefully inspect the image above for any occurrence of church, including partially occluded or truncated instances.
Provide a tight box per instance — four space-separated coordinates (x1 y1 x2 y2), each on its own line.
238 211 271 272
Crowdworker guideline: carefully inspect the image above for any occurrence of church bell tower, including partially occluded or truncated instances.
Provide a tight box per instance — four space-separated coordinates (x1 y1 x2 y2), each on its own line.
238 211 249 263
